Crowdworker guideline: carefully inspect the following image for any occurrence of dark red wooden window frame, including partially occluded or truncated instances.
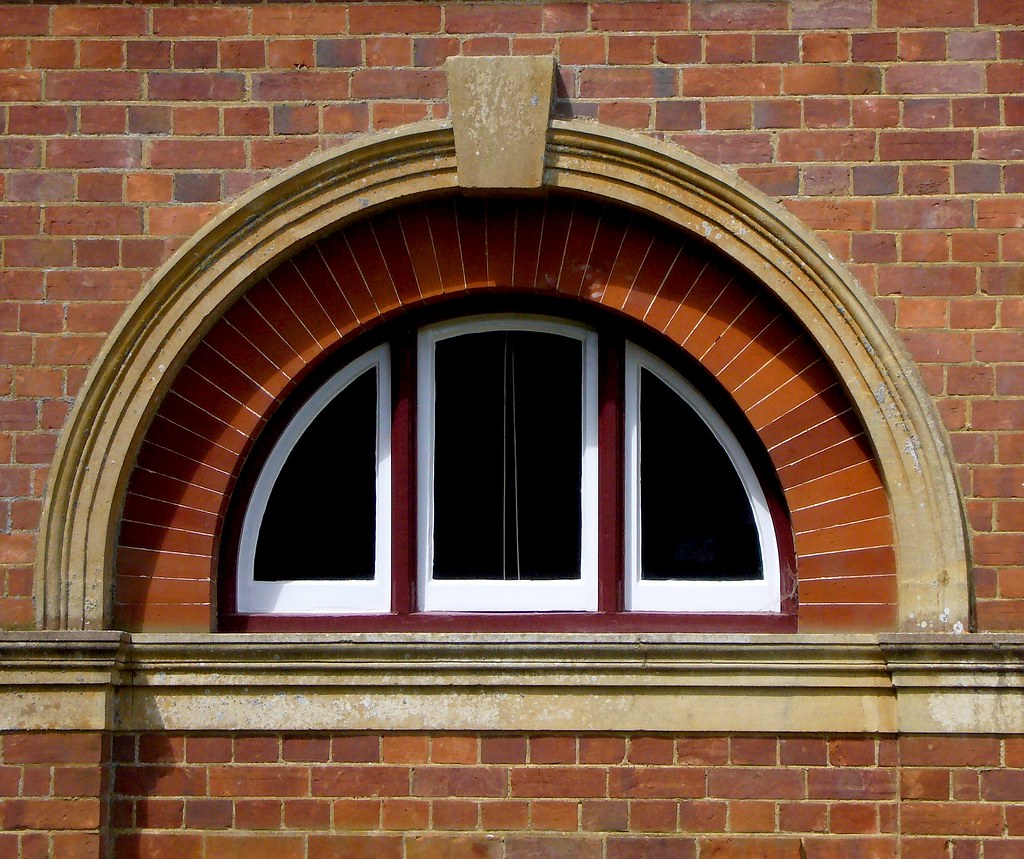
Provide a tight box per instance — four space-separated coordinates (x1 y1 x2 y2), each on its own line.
219 297 797 633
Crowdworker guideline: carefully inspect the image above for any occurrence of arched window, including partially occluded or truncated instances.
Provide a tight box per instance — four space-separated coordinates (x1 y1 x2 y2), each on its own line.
229 309 791 628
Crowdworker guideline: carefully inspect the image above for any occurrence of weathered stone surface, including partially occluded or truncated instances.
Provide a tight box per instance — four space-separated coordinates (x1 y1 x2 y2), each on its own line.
447 55 554 189
5 633 1024 735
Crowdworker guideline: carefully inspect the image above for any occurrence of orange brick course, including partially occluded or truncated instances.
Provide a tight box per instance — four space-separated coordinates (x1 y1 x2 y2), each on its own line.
5 730 1024 857
0 1 1021 630
0 731 109 859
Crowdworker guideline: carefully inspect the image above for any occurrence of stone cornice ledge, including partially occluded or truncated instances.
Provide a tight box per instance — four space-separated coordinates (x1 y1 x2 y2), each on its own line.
0 631 126 731
881 634 1024 733
0 633 1020 734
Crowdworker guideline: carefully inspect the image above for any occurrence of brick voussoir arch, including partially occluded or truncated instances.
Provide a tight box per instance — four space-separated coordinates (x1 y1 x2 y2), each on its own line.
115 195 891 631
37 120 969 632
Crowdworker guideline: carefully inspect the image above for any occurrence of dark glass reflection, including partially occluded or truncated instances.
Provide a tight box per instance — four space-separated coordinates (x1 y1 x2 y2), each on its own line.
433 330 583 581
255 368 377 581
640 368 762 581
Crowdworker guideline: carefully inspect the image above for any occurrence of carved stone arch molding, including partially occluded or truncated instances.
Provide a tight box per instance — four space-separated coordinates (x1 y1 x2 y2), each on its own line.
37 118 970 632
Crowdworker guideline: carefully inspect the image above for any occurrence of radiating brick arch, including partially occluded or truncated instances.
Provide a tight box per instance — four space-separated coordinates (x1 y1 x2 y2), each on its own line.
114 194 896 632
37 120 968 632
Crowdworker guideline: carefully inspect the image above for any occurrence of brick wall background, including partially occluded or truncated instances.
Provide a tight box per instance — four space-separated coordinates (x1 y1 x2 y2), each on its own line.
5 730 1024 856
2 0 1024 853
0 731 108 858
1 0 1021 631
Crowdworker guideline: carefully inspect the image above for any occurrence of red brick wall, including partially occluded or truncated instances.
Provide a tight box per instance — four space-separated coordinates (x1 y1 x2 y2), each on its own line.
5 730 1024 856
1 2 1023 629
0 732 108 859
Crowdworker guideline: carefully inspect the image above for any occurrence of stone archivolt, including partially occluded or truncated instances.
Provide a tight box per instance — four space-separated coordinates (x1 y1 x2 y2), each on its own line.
36 56 969 640
36 119 969 636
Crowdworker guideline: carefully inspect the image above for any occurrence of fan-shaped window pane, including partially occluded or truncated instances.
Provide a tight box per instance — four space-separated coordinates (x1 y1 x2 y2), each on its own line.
233 316 784 620
639 367 762 581
236 344 391 614
625 344 779 614
255 367 378 582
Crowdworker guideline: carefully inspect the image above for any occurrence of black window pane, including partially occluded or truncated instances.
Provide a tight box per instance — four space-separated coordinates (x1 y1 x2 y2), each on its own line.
255 367 377 581
640 368 762 581
433 330 583 581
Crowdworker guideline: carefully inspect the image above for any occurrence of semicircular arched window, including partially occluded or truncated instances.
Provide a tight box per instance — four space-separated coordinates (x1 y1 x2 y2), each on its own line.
229 312 793 630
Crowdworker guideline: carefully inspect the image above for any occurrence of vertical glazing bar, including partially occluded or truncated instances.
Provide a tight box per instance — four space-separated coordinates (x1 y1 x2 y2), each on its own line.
391 333 416 614
598 334 624 613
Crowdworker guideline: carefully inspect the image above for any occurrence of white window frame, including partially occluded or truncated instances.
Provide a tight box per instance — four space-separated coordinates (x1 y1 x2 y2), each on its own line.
235 318 783 618
236 344 392 614
624 343 781 613
417 316 600 612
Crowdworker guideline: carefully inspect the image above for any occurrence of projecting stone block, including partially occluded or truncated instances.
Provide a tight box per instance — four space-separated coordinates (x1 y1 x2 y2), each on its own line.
447 55 554 190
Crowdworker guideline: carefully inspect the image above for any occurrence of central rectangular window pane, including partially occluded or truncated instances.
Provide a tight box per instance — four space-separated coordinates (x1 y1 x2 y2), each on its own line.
433 330 583 581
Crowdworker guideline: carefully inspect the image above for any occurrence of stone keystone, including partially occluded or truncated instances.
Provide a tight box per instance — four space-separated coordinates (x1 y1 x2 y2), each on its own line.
447 55 555 190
